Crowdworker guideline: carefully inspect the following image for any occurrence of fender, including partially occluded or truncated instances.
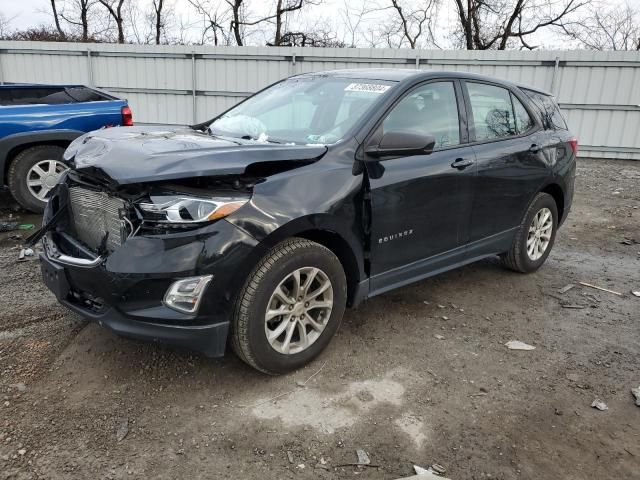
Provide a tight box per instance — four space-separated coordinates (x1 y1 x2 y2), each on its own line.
0 129 84 185
229 210 365 271
232 213 368 308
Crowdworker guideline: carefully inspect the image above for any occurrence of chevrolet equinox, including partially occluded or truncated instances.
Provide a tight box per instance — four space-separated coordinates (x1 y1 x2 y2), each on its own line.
35 69 576 374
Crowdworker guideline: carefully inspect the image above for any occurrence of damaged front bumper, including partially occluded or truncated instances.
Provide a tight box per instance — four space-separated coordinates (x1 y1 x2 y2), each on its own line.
38 188 260 357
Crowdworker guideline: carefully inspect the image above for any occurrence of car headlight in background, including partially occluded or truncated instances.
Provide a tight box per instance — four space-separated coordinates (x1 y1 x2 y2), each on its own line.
138 195 248 223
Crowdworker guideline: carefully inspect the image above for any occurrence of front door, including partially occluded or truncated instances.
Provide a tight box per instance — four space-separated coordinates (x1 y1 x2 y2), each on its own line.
365 80 476 294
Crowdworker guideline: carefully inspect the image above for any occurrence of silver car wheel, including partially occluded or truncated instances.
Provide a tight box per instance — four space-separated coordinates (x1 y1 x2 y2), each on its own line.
264 266 334 355
527 207 553 261
26 160 68 201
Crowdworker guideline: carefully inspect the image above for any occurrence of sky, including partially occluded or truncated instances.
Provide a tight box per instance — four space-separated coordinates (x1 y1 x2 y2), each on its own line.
1 0 639 49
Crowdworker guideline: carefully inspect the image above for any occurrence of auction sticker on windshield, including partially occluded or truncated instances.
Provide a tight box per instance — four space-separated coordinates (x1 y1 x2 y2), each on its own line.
344 83 391 94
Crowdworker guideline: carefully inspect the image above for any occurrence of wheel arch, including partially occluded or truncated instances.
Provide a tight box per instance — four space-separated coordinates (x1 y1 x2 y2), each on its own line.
245 214 367 308
540 182 565 224
295 229 362 307
0 130 83 185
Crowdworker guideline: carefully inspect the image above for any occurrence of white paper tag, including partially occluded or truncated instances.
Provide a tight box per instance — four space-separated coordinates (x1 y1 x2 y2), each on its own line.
344 83 390 94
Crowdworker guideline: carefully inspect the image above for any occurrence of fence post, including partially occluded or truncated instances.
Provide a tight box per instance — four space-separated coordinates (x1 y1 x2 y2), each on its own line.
86 48 94 86
550 55 560 96
0 49 4 85
191 51 197 124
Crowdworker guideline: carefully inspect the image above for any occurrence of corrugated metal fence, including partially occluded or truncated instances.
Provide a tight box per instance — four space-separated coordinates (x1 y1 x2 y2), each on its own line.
1 41 639 159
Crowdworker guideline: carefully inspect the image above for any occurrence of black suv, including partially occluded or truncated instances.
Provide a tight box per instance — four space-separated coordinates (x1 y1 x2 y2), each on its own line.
37 69 576 374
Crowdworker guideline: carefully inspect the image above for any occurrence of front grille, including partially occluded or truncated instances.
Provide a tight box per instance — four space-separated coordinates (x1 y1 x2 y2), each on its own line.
68 187 126 252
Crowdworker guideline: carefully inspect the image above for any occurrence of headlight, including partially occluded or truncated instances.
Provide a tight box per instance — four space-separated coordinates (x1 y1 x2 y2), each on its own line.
138 195 248 224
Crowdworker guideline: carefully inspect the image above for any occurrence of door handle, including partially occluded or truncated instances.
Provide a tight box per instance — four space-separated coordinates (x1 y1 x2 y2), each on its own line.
451 158 474 170
529 144 541 153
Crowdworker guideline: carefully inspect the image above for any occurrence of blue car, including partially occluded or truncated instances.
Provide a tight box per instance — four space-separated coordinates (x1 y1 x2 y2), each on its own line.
0 84 132 211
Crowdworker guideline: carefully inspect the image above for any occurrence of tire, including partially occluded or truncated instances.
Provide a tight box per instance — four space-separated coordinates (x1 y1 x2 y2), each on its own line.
501 192 558 273
7 145 68 213
231 238 347 375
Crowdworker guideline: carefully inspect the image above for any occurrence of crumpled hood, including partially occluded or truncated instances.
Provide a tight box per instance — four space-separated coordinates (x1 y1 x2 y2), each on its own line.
64 126 328 185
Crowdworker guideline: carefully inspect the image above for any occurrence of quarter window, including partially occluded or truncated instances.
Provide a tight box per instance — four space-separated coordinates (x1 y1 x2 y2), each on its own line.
512 95 535 134
522 89 568 130
466 82 518 141
382 81 461 149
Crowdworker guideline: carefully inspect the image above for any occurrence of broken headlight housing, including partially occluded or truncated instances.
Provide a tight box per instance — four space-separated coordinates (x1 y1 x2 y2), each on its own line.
138 195 248 224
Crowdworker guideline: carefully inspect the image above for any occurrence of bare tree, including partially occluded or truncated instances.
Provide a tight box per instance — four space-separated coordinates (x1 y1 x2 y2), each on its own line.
388 0 439 49
174 16 190 44
2 26 92 42
278 29 345 47
60 0 95 42
452 0 587 50
50 0 66 38
228 0 245 46
268 0 321 46
152 0 165 44
363 0 440 49
99 0 126 43
0 13 13 38
253 0 357 47
340 0 371 47
124 0 147 43
187 0 234 45
559 3 640 50
187 0 247 45
187 0 322 47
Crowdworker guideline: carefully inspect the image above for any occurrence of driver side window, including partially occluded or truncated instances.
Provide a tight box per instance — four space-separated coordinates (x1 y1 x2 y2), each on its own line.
382 81 461 149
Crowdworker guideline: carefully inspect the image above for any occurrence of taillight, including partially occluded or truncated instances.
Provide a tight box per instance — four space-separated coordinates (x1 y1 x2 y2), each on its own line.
121 105 133 126
569 137 578 155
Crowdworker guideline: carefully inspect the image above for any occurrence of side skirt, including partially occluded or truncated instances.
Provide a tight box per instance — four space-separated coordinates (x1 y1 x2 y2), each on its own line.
364 228 517 300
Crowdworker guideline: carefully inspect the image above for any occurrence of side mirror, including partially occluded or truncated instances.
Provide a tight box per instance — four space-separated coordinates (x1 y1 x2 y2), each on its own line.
365 131 436 159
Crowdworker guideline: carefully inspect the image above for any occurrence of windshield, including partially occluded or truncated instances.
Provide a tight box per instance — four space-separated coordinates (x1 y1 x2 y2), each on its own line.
209 76 395 145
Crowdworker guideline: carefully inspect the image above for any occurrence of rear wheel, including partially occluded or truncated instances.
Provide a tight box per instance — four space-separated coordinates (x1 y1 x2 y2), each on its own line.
501 192 558 273
230 238 347 375
7 145 68 212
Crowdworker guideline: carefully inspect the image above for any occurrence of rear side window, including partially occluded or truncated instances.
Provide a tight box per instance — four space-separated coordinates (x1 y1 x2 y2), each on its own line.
0 86 108 106
466 82 517 141
521 89 567 130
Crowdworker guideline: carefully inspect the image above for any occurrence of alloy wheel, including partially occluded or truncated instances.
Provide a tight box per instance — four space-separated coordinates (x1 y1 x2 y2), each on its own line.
264 266 334 355
26 160 68 201
527 207 553 261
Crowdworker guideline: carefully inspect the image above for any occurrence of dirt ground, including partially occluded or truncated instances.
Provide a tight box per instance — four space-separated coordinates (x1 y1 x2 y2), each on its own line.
0 158 638 480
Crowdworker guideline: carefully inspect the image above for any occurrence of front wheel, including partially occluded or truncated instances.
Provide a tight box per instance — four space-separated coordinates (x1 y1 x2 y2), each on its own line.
501 192 558 273
230 238 347 375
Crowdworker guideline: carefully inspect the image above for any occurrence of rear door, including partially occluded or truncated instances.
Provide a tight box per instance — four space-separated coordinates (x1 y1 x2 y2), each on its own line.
462 81 549 255
520 89 577 219
366 80 477 293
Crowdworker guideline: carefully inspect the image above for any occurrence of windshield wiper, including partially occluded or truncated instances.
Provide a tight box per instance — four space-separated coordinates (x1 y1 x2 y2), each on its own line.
202 129 243 145
239 135 286 145
207 128 292 145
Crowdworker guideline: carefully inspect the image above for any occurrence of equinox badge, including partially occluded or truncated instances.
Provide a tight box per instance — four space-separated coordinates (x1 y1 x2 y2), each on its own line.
378 229 414 244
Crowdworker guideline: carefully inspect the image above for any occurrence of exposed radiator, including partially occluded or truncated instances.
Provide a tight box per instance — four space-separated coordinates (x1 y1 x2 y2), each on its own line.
68 187 126 252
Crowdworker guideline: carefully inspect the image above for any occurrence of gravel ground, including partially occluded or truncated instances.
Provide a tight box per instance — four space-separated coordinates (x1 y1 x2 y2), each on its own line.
0 158 639 480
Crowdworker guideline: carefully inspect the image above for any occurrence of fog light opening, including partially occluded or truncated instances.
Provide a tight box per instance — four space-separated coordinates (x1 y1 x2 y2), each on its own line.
163 275 213 314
